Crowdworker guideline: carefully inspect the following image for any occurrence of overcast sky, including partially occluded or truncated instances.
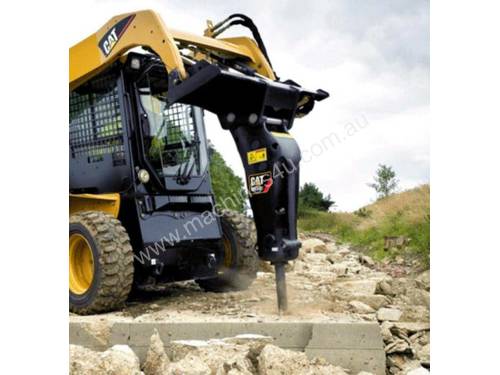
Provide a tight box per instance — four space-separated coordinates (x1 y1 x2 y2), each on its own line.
71 0 429 211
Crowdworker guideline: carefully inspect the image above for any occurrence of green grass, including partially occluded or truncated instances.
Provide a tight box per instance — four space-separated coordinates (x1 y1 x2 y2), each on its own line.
298 185 430 268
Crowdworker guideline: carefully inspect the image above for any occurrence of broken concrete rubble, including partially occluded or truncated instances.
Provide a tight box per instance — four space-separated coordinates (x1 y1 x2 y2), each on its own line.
142 329 170 375
70 232 430 375
258 344 349 375
349 300 376 314
377 307 403 322
166 354 212 375
415 271 430 291
99 345 141 375
359 255 375 266
301 238 328 253
69 344 141 375
406 366 430 375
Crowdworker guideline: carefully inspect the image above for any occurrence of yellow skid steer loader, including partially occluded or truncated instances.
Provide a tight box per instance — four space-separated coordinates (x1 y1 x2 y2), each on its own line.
69 10 328 314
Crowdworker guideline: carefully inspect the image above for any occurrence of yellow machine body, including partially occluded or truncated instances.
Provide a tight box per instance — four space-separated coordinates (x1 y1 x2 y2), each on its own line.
69 194 120 218
69 9 275 91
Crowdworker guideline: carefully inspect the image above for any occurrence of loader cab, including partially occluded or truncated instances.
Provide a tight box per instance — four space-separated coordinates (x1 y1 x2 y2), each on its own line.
130 56 210 193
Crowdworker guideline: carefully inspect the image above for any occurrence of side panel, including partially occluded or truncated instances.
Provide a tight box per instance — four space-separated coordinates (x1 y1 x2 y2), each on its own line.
69 193 120 218
138 211 222 247
69 70 133 194
118 194 223 283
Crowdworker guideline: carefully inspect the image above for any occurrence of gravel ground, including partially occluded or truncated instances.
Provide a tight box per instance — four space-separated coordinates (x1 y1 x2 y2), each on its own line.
70 233 430 374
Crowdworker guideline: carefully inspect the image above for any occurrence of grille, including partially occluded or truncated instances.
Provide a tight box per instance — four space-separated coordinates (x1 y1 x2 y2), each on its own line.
69 73 125 164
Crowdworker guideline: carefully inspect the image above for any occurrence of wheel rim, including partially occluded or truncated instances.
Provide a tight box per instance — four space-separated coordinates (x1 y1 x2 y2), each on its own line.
69 233 94 295
223 235 233 268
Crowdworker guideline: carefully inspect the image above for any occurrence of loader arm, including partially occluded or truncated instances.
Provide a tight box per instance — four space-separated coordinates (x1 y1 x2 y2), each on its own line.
69 9 329 312
69 9 275 90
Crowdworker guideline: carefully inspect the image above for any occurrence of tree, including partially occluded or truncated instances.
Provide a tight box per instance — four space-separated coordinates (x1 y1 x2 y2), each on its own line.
368 164 399 199
299 183 335 211
208 144 246 213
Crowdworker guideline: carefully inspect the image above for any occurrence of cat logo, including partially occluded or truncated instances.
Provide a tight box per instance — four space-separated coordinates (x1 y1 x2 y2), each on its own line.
102 29 119 56
98 14 136 57
248 171 273 196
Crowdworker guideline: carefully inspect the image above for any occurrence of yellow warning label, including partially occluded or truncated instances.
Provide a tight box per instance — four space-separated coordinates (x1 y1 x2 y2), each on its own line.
247 148 267 165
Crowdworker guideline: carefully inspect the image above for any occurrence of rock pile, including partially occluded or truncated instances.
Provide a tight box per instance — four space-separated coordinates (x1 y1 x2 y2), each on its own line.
296 234 431 374
70 344 141 375
69 331 371 375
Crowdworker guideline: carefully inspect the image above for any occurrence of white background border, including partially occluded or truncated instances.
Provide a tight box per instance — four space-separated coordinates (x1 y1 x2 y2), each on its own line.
0 0 499 373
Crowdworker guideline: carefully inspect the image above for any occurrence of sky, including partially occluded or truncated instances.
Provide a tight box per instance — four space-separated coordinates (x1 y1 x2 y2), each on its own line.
69 0 429 211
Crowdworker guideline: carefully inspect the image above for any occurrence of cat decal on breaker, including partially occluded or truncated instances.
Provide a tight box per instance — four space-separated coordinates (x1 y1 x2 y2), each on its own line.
248 171 273 195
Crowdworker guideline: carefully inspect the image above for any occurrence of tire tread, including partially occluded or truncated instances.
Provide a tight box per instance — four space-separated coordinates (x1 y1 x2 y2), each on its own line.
69 211 133 314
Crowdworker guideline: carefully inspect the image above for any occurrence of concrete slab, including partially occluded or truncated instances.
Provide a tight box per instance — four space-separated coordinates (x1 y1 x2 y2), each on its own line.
304 322 384 375
306 322 383 349
70 321 385 374
118 322 313 349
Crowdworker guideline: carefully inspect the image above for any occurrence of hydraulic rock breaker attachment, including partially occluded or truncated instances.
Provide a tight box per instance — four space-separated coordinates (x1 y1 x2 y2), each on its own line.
168 61 329 312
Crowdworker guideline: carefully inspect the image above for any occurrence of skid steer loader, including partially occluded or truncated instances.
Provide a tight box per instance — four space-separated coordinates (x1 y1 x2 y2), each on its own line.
69 10 328 314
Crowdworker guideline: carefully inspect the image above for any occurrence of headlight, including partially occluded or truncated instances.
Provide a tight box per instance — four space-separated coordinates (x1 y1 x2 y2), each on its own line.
130 57 141 70
138 169 150 184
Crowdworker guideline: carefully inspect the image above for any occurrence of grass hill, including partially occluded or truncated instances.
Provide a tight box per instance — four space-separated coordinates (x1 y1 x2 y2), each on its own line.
298 185 430 267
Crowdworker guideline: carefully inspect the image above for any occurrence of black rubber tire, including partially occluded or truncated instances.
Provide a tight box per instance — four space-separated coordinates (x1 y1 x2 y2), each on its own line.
196 210 258 292
69 211 134 314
